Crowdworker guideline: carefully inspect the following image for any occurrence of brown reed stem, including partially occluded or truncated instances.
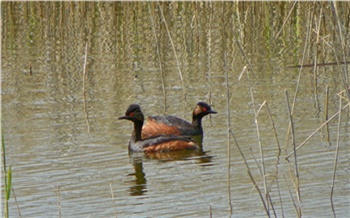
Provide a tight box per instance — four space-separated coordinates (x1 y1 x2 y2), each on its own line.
148 2 167 114
224 52 233 215
285 90 302 217
265 102 281 156
249 147 277 218
324 85 330 142
330 96 342 217
57 186 61 218
209 205 212 218
275 177 285 218
283 174 299 216
247 170 270 218
275 1 298 39
224 19 257 78
11 186 22 218
207 1 213 80
286 102 350 159
285 4 312 151
265 102 282 217
157 2 186 104
250 90 269 212
229 130 270 217
267 192 278 218
330 2 349 101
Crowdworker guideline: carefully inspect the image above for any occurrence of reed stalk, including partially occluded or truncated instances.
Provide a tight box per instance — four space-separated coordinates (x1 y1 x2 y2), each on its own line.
82 42 91 137
285 4 312 152
330 96 342 217
225 19 256 78
57 186 61 218
250 90 269 212
229 130 270 217
330 2 349 101
224 52 233 215
110 183 118 217
275 1 298 39
314 5 325 110
275 177 285 218
209 205 212 218
265 103 281 155
10 186 21 218
265 102 283 217
157 2 187 104
286 102 350 159
285 61 349 69
283 174 299 216
206 1 213 81
148 2 167 114
249 147 274 217
2 133 11 218
267 193 278 218
285 90 302 217
324 85 330 142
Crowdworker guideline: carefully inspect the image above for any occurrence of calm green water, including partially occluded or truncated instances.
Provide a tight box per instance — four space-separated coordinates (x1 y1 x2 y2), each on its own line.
2 2 349 217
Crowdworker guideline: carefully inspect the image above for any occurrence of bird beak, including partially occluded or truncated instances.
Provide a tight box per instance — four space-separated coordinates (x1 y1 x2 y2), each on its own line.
209 110 217 114
118 116 127 120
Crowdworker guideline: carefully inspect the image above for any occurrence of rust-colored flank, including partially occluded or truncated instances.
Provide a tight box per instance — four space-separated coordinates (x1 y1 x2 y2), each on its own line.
143 140 198 153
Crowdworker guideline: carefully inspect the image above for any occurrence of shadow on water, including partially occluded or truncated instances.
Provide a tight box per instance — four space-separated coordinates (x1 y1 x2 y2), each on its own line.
127 147 214 196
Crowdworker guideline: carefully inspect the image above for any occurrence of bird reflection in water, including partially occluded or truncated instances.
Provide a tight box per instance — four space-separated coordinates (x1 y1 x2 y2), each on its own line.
127 148 214 196
127 154 147 196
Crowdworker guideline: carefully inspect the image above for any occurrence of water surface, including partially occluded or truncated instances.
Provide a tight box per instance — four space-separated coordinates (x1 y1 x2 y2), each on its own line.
2 2 349 217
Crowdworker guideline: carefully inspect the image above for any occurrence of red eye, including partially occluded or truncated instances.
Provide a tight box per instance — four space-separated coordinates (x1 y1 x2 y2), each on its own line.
129 112 134 116
202 107 207 112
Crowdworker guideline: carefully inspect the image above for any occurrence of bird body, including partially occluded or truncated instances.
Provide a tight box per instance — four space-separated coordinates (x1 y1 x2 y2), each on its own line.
119 104 199 152
142 102 217 139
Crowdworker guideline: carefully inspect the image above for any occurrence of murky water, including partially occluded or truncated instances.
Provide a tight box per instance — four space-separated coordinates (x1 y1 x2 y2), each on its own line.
2 2 349 217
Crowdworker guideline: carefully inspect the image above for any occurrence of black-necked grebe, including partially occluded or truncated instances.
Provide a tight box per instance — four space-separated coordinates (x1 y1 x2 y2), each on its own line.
142 102 217 138
119 104 199 152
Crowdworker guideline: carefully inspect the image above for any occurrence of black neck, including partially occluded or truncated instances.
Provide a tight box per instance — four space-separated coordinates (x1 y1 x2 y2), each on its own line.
192 115 203 132
132 120 144 141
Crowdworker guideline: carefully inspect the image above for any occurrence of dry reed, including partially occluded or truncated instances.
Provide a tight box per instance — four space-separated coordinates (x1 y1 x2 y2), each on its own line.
230 130 270 217
157 2 187 104
275 1 297 39
284 4 313 153
110 183 118 217
209 205 212 218
283 174 299 216
324 85 330 142
285 90 302 217
285 102 350 160
265 102 283 217
82 42 92 137
2 133 11 218
224 52 233 215
57 186 61 218
250 89 270 213
148 2 167 114
11 186 21 218
330 96 343 216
